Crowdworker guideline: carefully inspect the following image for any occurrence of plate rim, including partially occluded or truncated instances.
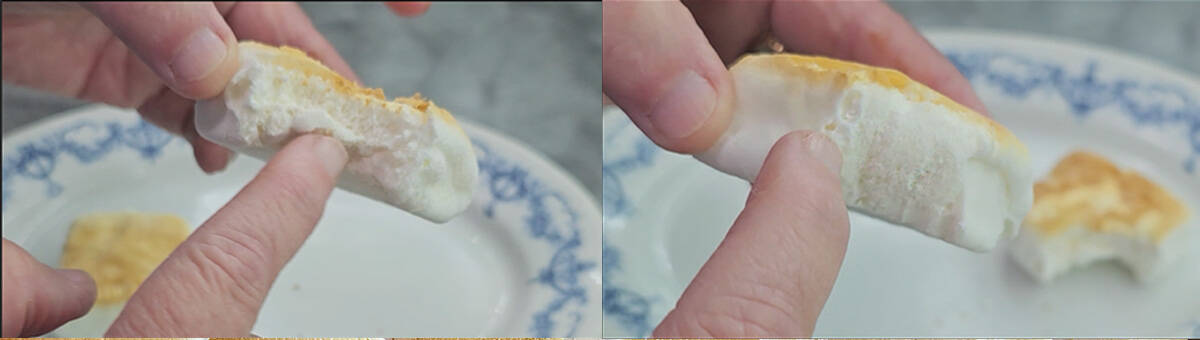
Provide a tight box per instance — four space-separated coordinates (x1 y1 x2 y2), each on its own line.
921 28 1200 84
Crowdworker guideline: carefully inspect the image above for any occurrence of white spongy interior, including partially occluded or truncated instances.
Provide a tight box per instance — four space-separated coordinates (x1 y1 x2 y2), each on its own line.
196 46 477 223
1009 222 1181 283
695 65 1031 251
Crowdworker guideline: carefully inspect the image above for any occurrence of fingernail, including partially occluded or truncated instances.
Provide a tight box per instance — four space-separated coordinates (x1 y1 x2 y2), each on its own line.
802 132 843 175
309 135 348 177
170 28 229 83
55 268 95 290
649 70 715 139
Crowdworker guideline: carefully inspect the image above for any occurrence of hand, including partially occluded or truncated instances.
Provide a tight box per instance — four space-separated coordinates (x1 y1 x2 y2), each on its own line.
604 1 970 336
2 2 430 336
1 134 349 337
1 1 358 173
602 0 988 154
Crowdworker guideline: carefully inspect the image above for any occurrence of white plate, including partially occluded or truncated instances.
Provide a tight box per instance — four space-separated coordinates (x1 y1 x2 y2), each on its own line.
602 30 1200 337
1 104 601 337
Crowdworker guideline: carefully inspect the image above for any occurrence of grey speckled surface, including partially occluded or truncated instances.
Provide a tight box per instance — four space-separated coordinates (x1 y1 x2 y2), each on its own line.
1 2 603 198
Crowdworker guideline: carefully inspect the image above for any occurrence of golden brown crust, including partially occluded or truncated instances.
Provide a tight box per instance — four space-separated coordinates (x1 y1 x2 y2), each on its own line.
239 41 460 126
1028 151 1189 241
731 54 1025 155
60 212 190 305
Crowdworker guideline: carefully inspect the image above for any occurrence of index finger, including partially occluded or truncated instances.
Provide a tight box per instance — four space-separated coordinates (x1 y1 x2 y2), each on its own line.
106 134 348 336
769 0 989 116
216 2 360 82
654 131 850 337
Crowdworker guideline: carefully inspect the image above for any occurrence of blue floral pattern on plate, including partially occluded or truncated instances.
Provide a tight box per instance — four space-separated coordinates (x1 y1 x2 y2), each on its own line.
944 50 1200 173
473 140 596 337
601 118 661 336
2 120 176 211
3 116 596 337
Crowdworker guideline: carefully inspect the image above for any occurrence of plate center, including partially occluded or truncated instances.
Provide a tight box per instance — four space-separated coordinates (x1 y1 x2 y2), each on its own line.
253 190 528 336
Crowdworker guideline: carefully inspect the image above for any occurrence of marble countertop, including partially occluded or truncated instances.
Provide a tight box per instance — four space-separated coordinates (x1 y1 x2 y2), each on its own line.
3 1 1197 201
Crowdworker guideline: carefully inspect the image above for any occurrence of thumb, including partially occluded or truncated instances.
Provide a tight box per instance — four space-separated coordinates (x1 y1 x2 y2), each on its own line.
654 131 850 337
1 239 97 337
602 0 734 154
81 2 239 100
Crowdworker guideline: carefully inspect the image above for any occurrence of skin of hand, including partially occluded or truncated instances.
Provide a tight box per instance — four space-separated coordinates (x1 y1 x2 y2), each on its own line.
1 1 364 173
603 0 989 337
0 1 424 337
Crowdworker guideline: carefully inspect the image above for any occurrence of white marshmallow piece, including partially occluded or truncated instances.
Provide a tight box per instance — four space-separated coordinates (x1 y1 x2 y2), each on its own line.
695 54 1034 252
195 41 478 223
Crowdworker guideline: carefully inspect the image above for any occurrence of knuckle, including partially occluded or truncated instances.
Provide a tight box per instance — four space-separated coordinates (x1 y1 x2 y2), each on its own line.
106 302 184 337
258 162 327 223
689 301 778 337
182 231 270 307
704 290 798 335
664 280 803 337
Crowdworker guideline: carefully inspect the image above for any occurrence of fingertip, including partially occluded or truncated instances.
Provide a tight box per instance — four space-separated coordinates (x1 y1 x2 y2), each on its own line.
755 131 843 187
646 69 735 154
0 240 97 336
193 141 234 174
602 0 734 155
386 2 430 17
168 32 240 100
614 67 734 155
295 134 348 178
961 91 991 118
53 269 97 307
54 269 95 290
182 114 234 174
86 2 241 100
659 130 850 336
267 134 347 181
649 71 714 139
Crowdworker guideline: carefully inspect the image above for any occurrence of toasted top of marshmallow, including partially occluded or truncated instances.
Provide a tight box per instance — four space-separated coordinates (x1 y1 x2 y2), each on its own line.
1028 151 1189 242
733 54 1026 155
239 41 460 126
